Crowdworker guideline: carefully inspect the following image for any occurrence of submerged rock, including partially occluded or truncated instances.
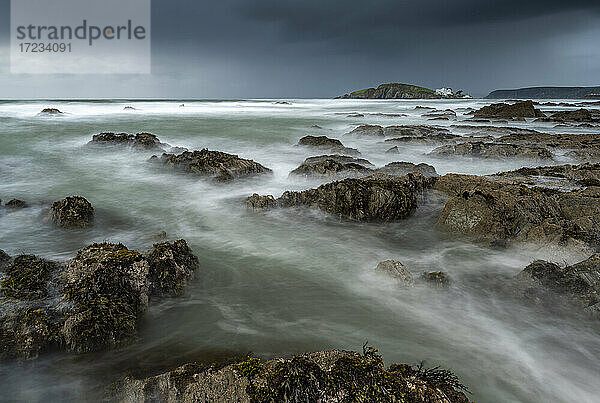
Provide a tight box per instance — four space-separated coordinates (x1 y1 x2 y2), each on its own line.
5 199 27 209
375 260 414 285
50 196 94 228
386 146 399 154
109 348 469 403
276 173 435 221
245 194 277 211
429 142 553 161
472 100 545 119
89 132 167 152
297 135 360 155
383 125 450 137
38 108 63 115
514 254 600 318
154 149 272 182
419 272 452 288
345 124 384 136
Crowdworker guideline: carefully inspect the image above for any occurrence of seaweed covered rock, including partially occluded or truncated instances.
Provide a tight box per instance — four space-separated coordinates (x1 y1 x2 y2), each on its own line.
472 101 545 119
376 161 439 177
0 307 64 360
89 132 167 151
514 254 600 318
434 174 600 251
278 173 435 221
420 272 452 288
429 142 553 161
245 194 277 211
0 255 61 300
145 240 199 297
50 196 94 228
296 135 360 156
154 149 272 182
289 155 373 179
38 108 63 115
61 243 151 353
5 199 27 209
110 347 469 403
345 124 384 136
375 260 414 285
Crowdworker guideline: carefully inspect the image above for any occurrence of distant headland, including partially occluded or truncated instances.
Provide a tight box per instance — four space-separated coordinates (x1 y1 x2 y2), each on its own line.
336 83 471 99
487 86 600 99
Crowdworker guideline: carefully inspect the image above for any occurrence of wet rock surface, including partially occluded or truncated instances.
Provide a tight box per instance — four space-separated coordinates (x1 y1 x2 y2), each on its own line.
109 348 469 403
89 132 168 152
375 260 414 285
153 149 272 182
472 100 545 119
38 108 63 115
289 155 373 179
376 161 438 177
0 240 199 360
514 254 600 318
297 135 360 155
434 172 600 251
429 142 553 161
5 199 27 209
50 196 94 228
345 124 384 136
259 173 435 222
540 109 598 123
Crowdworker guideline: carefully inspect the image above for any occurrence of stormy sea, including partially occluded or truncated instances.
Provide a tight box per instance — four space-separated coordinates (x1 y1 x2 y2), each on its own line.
1 99 599 402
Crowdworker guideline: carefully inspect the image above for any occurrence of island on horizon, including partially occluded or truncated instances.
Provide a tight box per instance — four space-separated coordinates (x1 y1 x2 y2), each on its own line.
336 83 472 99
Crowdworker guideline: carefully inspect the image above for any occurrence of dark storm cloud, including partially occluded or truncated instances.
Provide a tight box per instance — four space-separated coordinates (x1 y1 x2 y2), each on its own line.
0 0 599 97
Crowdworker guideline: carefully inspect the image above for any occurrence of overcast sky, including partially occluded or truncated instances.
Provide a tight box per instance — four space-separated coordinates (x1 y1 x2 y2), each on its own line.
1 0 599 98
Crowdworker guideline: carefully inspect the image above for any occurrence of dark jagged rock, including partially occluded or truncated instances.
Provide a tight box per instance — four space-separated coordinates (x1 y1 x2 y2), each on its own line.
383 125 450 137
385 133 463 145
420 272 452 288
277 173 435 221
0 249 10 266
123 106 136 110
0 255 61 300
514 254 600 317
154 149 272 182
375 260 414 285
145 240 199 297
297 135 360 156
5 199 27 209
487 86 600 99
245 194 277 211
434 174 600 251
290 155 373 179
346 112 364 118
497 164 600 187
345 124 384 136
50 196 94 228
472 101 545 119
376 162 438 177
109 348 469 403
429 142 553 161
89 132 167 152
39 108 62 115
540 109 597 122
386 146 399 154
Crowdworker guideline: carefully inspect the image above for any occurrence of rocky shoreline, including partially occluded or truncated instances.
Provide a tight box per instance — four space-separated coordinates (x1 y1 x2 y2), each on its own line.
3 101 600 401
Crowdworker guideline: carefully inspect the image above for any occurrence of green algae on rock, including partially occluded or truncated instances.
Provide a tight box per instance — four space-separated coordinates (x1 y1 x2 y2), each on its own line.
109 346 469 403
50 195 94 228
